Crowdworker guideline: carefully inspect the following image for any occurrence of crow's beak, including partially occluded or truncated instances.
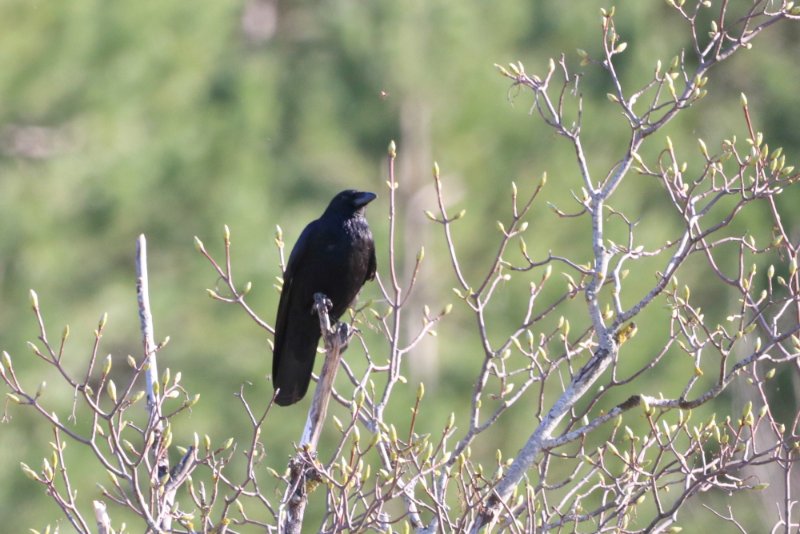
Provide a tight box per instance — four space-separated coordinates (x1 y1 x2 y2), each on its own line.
354 191 377 208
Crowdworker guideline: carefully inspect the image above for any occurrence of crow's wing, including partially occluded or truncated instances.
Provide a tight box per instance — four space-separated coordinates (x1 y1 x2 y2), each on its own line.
365 235 377 282
272 220 318 403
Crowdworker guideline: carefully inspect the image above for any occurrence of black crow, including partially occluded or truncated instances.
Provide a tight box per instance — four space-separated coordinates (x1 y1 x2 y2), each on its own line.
272 189 377 406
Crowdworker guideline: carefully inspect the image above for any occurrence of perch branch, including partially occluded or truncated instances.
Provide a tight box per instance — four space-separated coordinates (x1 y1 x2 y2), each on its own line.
279 292 349 534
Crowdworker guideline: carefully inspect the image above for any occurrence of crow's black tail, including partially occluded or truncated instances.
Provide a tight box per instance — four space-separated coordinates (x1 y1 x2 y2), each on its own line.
272 328 321 406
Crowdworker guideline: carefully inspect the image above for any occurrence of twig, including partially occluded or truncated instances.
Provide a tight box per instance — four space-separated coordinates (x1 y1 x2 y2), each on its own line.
136 235 161 417
136 235 172 531
93 500 112 534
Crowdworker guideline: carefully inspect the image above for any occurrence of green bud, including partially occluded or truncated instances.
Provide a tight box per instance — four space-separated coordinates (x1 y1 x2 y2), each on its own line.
643 397 654 416
697 138 708 159
494 63 511 77
107 380 117 403
102 355 112 377
20 462 39 481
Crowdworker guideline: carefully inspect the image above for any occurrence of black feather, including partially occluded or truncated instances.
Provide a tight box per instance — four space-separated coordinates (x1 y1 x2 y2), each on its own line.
272 190 377 406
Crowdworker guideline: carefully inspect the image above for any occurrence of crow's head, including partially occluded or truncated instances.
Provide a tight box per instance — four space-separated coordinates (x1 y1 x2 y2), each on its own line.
325 189 377 217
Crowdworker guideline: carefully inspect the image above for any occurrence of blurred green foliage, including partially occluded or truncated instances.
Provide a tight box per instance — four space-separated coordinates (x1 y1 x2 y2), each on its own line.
0 0 797 531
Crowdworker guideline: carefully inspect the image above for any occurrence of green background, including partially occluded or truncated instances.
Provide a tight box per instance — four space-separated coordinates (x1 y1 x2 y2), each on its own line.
1 0 798 531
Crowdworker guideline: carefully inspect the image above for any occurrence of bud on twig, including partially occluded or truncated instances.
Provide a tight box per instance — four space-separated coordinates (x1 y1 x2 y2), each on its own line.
20 462 40 481
102 355 112 377
107 380 117 403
